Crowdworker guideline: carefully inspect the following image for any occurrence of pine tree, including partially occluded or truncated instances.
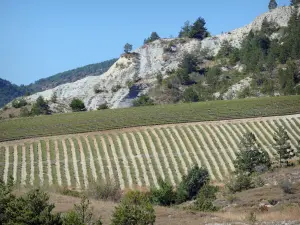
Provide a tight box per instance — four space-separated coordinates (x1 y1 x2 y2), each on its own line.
189 17 209 40
268 0 278 10
124 43 133 53
290 0 300 6
273 126 295 167
234 132 271 174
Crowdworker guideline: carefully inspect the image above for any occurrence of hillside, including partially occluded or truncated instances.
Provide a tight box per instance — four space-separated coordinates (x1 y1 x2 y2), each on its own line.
12 6 299 112
1 113 299 189
0 58 117 108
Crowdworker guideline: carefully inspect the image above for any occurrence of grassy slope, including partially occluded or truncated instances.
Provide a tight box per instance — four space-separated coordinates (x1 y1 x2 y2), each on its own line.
0 95 300 142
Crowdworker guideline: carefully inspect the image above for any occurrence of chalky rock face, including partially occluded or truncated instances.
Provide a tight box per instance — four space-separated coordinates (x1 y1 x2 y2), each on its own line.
23 6 296 112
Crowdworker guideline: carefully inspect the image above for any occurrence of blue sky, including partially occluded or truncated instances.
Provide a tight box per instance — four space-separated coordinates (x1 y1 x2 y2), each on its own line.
0 0 290 85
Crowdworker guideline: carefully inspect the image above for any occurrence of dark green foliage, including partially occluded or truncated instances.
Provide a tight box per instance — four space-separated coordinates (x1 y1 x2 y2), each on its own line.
111 191 156 225
0 78 30 108
280 180 293 194
12 98 27 108
261 18 278 36
206 67 221 89
278 60 298 95
226 173 254 193
182 87 199 102
111 84 122 92
144 32 160 44
2 186 62 225
124 43 133 53
31 96 51 115
150 178 176 206
177 166 210 203
268 0 278 10
0 177 15 224
273 125 296 167
178 21 192 38
133 95 154 107
217 41 240 65
176 53 199 85
188 17 209 40
194 185 218 211
70 98 86 112
234 132 271 174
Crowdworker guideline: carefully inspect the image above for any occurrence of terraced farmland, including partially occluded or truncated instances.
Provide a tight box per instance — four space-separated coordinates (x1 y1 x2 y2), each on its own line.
1 114 299 190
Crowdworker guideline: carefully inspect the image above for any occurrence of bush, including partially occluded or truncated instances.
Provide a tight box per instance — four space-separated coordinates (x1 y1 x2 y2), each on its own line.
111 191 155 225
87 179 121 202
150 178 176 206
97 103 109 110
70 98 86 112
31 96 51 115
193 185 218 211
176 166 209 203
280 180 293 194
182 87 199 102
226 173 254 193
133 95 154 107
51 92 58 103
12 98 27 108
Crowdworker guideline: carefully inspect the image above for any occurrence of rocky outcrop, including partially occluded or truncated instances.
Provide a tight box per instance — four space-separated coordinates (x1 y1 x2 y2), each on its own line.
21 6 297 112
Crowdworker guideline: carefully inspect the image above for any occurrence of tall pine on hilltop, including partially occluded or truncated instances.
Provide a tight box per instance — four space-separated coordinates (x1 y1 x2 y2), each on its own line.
269 0 278 10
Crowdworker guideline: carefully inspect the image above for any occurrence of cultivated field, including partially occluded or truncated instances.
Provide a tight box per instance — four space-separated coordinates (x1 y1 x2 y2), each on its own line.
1 114 299 190
1 95 300 142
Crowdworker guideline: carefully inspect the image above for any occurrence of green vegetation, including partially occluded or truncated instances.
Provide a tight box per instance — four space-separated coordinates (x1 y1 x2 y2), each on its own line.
178 17 209 40
31 96 51 115
124 43 133 53
111 191 156 225
273 125 296 167
144 32 160 44
70 98 86 112
12 98 27 108
132 95 155 107
268 0 278 10
234 132 271 174
0 95 300 142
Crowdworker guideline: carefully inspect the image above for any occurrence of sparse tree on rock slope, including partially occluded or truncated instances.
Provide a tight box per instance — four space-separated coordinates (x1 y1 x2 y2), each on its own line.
273 125 296 167
268 0 278 10
144 32 160 44
290 0 300 6
124 43 133 54
234 132 271 174
189 17 209 40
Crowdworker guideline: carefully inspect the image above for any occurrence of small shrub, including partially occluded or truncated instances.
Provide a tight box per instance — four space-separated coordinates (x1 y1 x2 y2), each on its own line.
111 84 122 92
12 98 27 108
193 185 218 211
133 95 155 107
226 194 237 204
31 96 51 115
3 106 8 111
59 187 81 198
97 103 109 110
176 166 209 203
94 85 104 94
268 199 278 206
150 178 176 206
226 173 254 193
156 72 163 85
87 179 121 202
280 180 293 194
51 92 58 103
252 175 265 188
70 98 86 112
111 191 156 225
8 113 14 118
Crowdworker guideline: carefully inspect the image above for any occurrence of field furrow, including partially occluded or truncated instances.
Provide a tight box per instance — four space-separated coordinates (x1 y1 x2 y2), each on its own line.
156 128 182 182
121 133 141 187
136 132 158 187
4 146 9 183
46 141 53 186
99 135 115 181
254 121 277 155
37 143 44 186
169 127 193 169
29 144 34 186
204 125 234 172
67 138 81 189
165 128 189 174
61 140 71 186
279 119 298 146
76 137 89 188
91 136 106 181
13 145 18 183
129 132 152 187
107 135 126 189
84 136 97 182
271 120 297 149
147 129 175 185
21 146 27 186
54 140 62 186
